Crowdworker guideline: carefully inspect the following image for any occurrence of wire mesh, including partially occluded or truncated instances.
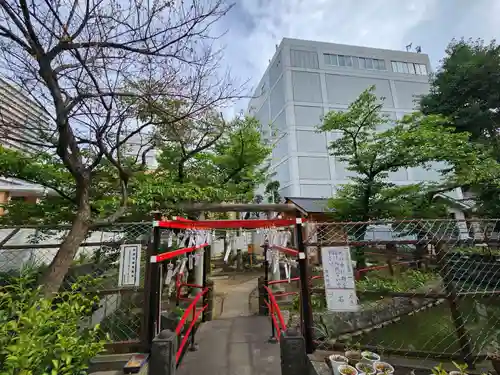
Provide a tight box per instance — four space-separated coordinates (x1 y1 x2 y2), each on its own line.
0 222 152 342
302 219 500 363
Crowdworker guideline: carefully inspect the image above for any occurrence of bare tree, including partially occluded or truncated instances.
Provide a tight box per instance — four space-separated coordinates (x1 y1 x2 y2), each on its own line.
0 0 239 294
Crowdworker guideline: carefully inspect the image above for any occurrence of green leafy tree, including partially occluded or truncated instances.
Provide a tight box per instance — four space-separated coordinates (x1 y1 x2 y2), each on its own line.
420 38 500 216
0 114 273 224
130 115 273 217
0 272 107 374
0 0 240 294
320 87 494 267
264 181 281 204
420 38 500 149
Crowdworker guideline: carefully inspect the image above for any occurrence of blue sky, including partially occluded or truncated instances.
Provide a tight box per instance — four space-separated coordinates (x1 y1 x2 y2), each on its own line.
214 0 500 115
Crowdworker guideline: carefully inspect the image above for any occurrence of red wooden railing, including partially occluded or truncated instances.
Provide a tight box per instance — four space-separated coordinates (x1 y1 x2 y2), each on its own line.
266 260 417 300
176 277 204 305
262 285 287 339
355 260 416 279
174 287 209 364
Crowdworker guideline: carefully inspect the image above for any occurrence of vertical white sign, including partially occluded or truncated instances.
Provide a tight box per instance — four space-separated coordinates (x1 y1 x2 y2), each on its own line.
321 246 358 312
118 244 142 287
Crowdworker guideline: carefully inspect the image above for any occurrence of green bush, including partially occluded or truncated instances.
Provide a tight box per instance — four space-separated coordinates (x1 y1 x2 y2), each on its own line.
356 269 438 292
0 272 108 375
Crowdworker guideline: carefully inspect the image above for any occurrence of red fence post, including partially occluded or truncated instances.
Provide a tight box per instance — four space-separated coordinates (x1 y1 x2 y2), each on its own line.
269 295 277 343
189 304 198 351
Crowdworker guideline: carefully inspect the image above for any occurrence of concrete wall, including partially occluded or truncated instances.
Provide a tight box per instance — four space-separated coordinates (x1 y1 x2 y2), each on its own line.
249 38 440 199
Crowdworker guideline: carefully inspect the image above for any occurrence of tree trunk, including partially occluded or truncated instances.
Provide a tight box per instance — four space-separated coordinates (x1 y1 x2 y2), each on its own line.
40 206 91 296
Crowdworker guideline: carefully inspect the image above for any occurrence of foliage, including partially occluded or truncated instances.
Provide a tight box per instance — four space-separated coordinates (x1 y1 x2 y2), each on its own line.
318 86 498 267
355 269 438 293
320 86 493 223
421 38 500 148
0 0 237 294
0 115 274 223
265 181 281 204
293 269 437 312
431 362 468 375
128 115 273 217
420 38 500 217
292 293 325 311
0 272 107 375
453 247 500 256
0 146 144 225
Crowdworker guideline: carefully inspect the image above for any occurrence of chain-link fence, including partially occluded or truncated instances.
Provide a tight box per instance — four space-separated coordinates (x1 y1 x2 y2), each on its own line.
0 222 152 346
301 219 500 364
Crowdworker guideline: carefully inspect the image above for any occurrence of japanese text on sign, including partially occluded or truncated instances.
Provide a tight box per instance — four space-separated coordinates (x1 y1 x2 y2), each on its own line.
118 244 142 287
321 246 358 312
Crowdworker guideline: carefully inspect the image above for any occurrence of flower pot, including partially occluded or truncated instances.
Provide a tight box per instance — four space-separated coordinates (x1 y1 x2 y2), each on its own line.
345 350 362 365
360 351 380 364
328 355 348 375
449 371 465 375
338 364 359 375
373 361 394 375
356 362 376 375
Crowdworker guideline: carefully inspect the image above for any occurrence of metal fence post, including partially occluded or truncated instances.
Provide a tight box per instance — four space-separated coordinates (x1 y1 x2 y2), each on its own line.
435 241 474 368
295 210 314 354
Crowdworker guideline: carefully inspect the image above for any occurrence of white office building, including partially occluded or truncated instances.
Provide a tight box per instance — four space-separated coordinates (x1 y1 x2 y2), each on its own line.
248 38 454 199
0 78 55 203
0 78 50 155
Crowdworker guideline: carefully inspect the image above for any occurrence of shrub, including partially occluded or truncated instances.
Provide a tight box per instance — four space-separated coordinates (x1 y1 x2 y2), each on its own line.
0 271 108 375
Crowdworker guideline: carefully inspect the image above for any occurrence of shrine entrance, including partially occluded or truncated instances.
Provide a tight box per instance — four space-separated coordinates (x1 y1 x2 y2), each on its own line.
142 203 315 375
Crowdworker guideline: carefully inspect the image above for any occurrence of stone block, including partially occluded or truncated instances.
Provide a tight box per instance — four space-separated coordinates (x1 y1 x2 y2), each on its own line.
280 328 308 375
149 329 177 375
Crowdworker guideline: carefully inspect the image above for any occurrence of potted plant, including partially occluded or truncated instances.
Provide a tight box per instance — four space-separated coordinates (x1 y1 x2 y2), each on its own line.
356 362 376 375
449 361 468 375
361 351 381 364
345 342 362 364
327 354 348 375
488 342 500 375
373 362 394 375
338 364 359 375
431 364 448 375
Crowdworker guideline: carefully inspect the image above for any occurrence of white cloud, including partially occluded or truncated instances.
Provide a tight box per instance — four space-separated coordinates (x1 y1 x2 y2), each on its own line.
214 0 499 116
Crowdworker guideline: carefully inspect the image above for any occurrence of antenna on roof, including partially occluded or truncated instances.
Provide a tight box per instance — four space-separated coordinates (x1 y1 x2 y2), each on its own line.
406 43 412 52
415 45 422 53
275 44 278 50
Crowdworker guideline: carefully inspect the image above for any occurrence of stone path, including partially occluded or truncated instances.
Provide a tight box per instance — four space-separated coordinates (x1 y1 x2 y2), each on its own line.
217 277 258 318
176 277 281 375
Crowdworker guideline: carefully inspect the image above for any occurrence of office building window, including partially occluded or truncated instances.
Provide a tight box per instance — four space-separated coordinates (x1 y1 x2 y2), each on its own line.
391 60 428 75
324 53 386 71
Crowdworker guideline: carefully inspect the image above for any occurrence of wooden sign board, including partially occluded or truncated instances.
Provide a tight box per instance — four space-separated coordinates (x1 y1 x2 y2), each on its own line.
321 246 358 312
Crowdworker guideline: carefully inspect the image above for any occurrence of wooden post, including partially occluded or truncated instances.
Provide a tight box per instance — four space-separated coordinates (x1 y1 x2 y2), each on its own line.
202 279 214 322
386 243 396 276
435 242 474 368
142 212 162 352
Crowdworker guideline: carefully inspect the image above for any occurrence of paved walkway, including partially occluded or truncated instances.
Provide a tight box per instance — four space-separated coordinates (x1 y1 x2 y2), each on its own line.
218 277 258 319
176 278 281 375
